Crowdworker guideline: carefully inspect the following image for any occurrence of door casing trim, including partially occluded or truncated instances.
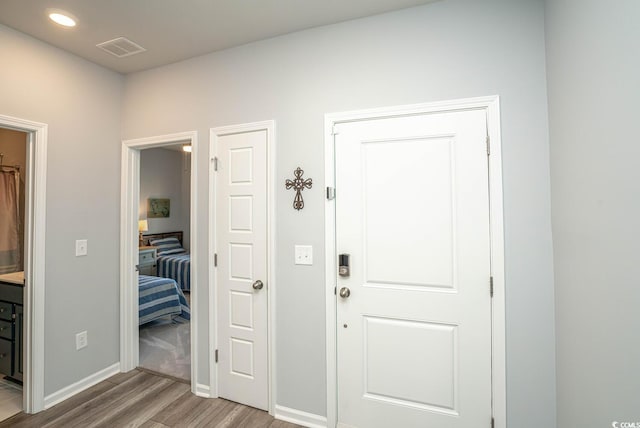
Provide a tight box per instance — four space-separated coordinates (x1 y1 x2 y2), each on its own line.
0 113 47 413
324 96 506 428
120 131 199 392
209 120 277 415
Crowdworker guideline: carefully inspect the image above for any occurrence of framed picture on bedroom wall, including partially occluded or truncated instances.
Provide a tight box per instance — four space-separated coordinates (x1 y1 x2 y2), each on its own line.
147 198 170 218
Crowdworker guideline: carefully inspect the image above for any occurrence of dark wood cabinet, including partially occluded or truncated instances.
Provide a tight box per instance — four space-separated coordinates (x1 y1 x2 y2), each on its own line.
0 281 23 382
14 303 23 380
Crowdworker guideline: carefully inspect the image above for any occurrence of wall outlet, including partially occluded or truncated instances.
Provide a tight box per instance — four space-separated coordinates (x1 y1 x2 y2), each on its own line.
76 331 88 350
295 245 313 265
75 239 88 257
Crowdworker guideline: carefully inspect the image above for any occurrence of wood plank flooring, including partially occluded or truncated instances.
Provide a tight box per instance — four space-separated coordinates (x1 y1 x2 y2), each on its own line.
0 369 302 428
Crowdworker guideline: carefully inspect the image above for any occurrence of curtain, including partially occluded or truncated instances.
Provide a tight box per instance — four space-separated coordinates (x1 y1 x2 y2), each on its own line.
0 169 20 274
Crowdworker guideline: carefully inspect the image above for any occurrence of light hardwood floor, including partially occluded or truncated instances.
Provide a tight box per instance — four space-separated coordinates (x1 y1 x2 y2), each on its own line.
1 369 302 428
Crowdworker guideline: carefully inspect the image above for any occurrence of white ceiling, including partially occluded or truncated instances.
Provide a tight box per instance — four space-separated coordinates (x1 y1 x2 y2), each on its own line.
0 0 438 74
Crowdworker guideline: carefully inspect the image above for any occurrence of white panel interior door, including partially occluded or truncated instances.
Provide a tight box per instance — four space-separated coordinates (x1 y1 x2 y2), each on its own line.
335 110 491 428
217 130 268 410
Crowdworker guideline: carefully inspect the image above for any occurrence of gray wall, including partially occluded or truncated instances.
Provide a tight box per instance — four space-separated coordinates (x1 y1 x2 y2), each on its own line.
140 148 191 249
0 25 124 395
545 0 640 426
122 0 556 425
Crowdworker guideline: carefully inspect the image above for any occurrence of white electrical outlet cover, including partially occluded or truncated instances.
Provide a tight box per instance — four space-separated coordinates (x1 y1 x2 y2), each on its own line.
76 331 88 350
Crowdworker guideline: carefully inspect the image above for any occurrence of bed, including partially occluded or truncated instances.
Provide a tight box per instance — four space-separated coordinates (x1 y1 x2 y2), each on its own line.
138 274 190 326
141 231 191 291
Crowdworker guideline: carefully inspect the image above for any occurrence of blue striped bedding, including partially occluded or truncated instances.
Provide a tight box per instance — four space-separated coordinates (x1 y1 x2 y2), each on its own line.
157 253 191 291
139 275 190 326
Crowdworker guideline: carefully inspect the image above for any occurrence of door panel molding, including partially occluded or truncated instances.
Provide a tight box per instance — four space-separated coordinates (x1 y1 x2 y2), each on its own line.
324 96 505 428
209 120 276 415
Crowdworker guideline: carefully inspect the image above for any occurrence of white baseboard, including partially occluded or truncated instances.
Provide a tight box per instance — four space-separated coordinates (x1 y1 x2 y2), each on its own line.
275 405 327 428
194 382 211 398
44 362 121 409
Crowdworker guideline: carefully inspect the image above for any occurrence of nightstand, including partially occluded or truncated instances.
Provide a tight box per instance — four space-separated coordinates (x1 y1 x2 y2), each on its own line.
138 246 157 276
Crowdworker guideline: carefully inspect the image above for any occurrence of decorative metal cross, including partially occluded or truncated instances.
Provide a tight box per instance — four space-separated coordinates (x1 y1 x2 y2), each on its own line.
285 167 312 210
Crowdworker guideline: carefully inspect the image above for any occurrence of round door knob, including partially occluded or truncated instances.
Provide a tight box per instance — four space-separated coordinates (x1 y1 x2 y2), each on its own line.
339 287 351 298
252 280 264 290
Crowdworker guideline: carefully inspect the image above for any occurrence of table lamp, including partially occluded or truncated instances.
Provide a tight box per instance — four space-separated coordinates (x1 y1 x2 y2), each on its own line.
138 219 148 246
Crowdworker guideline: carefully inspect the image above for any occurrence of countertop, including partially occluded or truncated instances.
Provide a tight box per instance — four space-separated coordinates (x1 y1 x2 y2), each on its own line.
0 271 24 286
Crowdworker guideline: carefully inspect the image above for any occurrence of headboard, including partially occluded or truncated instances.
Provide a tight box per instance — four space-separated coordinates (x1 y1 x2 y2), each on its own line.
141 231 184 247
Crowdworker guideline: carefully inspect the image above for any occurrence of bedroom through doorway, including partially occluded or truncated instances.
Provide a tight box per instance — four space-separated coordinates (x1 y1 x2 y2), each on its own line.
120 130 199 394
137 143 192 381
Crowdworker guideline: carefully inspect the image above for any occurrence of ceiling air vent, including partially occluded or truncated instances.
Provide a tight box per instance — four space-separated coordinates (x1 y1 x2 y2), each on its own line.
96 37 146 58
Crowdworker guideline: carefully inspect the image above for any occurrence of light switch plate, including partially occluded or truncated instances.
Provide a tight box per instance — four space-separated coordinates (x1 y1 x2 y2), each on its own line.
75 239 88 256
295 245 313 265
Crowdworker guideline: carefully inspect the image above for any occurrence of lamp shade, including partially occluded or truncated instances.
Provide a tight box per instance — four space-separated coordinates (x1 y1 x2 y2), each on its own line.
138 219 149 232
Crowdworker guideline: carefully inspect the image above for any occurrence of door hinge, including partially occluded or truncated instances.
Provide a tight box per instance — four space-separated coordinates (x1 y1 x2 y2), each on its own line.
491 416 495 428
334 286 337 295
212 156 219 171
486 135 491 156
490 276 494 297
326 187 336 200
215 349 219 363
214 253 217 267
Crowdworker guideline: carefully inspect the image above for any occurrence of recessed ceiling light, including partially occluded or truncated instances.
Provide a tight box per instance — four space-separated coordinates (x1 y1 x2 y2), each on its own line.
48 11 77 28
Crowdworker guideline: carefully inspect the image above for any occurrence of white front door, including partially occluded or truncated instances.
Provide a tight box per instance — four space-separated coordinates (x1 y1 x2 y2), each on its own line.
216 129 268 410
335 109 492 427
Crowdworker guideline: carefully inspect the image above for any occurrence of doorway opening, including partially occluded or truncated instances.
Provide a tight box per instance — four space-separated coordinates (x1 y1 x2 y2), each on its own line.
0 113 48 416
120 131 199 393
137 144 192 381
0 128 27 421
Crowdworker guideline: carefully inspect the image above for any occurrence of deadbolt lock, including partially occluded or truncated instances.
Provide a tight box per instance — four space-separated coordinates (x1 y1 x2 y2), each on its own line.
339 254 350 277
